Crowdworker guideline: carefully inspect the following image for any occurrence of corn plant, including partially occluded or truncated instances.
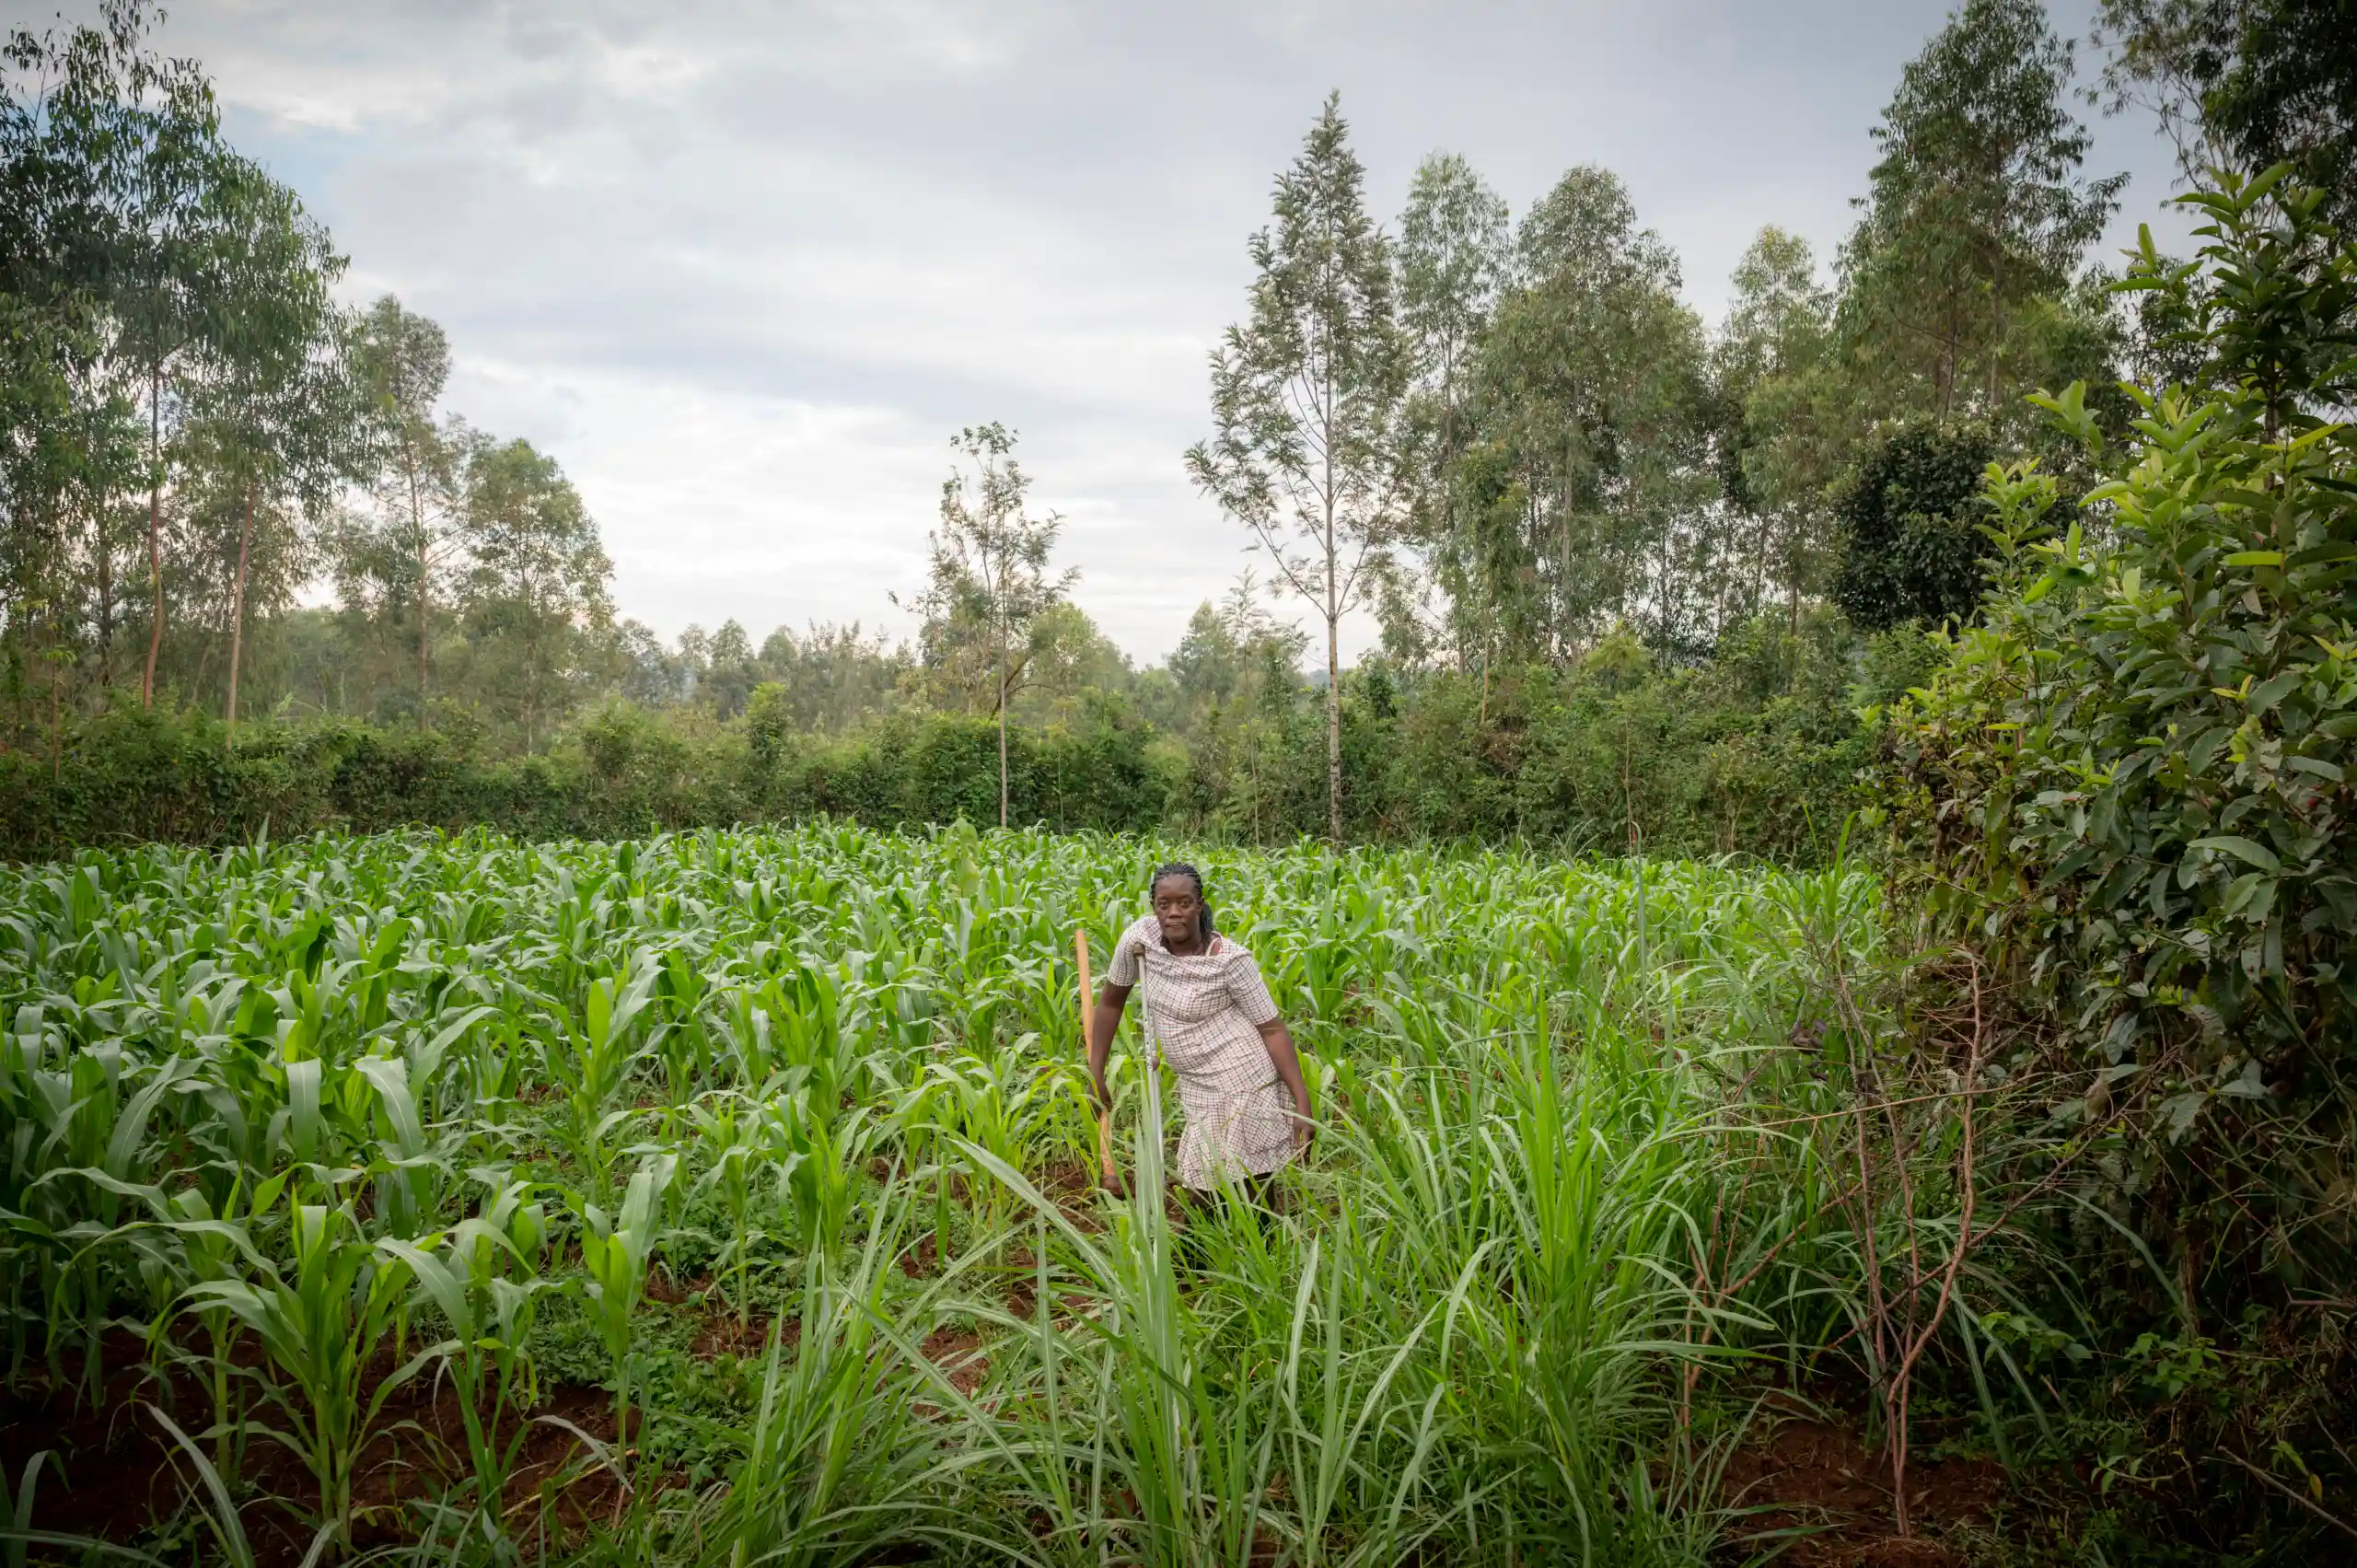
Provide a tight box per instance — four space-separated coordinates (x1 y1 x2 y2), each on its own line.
2 824 1959 1567
153 1177 286 1480
562 959 657 1201
688 1093 762 1326
181 1201 418 1551
575 1152 675 1455
757 1091 866 1262
380 1177 551 1548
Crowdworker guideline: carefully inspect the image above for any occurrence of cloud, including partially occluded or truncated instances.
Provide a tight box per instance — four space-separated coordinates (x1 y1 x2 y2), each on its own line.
127 0 2184 661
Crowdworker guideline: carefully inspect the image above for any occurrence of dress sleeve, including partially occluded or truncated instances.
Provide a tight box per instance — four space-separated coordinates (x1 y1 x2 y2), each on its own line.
1106 920 1147 987
1224 944 1281 1027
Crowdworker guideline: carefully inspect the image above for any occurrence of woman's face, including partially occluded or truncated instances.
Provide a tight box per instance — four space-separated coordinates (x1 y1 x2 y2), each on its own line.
1152 877 1202 946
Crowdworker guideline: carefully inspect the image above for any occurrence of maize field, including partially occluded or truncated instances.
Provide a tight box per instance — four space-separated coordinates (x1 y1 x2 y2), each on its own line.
0 821 2000 1566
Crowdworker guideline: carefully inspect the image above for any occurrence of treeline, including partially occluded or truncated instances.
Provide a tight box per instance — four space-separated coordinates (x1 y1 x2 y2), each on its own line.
6 0 2349 865
0 610 1933 862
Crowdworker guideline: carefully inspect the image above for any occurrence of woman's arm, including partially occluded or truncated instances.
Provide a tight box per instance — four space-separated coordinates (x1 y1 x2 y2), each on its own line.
1257 1018 1316 1149
1087 981 1132 1113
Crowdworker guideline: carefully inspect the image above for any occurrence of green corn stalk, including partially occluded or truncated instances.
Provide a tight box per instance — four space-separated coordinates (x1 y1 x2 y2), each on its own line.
688 1094 761 1327
656 947 715 1113
379 1178 551 1548
565 959 657 1201
575 1152 675 1460
760 1092 864 1262
1 824 1939 1567
181 1201 421 1551
882 1064 962 1271
156 1176 286 1481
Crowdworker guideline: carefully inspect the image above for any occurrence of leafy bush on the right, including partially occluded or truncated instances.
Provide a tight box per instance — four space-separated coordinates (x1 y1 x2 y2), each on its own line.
1893 164 2357 1305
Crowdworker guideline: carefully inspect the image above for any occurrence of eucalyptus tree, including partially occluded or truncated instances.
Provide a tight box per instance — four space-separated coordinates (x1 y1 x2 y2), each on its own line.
1010 602 1134 728
0 0 223 714
169 161 351 729
95 12 248 709
2095 0 2357 232
898 422 1074 828
1469 165 1710 660
455 436 612 750
1393 150 1511 672
699 617 760 719
750 620 908 734
1712 226 1837 629
1189 93 1407 842
1839 0 2124 421
344 295 465 716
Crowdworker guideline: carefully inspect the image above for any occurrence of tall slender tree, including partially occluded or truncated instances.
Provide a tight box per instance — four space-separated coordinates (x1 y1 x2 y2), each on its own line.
899 423 1074 828
1189 92 1407 843
2 0 225 714
1713 226 1837 628
456 436 611 751
1840 0 2125 419
346 295 463 715
1469 165 1708 658
174 164 348 730
1393 150 1511 671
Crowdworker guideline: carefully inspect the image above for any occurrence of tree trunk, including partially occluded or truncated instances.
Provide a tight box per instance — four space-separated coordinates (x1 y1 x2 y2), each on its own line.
226 488 251 730
1986 285 2005 410
1558 479 1573 664
998 646 1010 830
94 488 113 688
144 369 164 707
409 448 431 719
1479 632 1491 728
1326 608 1341 844
1788 512 1804 638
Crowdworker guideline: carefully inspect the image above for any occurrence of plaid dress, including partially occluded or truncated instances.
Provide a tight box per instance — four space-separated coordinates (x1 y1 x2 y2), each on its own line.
1108 914 1295 1188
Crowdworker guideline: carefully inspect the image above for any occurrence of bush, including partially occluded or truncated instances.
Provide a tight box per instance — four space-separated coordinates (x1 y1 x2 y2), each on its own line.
1889 167 2357 1299
1831 422 1999 630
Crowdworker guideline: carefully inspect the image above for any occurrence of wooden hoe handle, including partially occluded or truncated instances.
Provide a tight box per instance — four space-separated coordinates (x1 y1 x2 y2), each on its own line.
1076 928 1116 1185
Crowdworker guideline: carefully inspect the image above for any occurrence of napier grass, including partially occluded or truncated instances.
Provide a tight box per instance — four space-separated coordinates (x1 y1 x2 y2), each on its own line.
0 822 1954 1566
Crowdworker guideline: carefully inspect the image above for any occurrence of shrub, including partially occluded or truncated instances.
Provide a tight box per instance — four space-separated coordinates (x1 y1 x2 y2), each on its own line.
1888 167 2357 1298
1831 422 1999 630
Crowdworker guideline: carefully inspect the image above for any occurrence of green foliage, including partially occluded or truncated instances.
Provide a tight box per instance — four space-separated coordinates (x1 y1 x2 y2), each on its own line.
898 424 1076 828
1890 168 2357 1296
0 820 1944 1564
575 1152 676 1446
1840 0 2125 422
1459 166 1718 658
1830 422 2000 630
4 608 1913 865
2096 0 2357 234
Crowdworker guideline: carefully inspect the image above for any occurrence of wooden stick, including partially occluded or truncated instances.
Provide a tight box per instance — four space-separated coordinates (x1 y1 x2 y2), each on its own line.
1076 928 1115 1185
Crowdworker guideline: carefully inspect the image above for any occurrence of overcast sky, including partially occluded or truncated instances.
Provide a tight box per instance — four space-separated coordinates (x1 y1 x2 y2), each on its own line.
48 0 2190 663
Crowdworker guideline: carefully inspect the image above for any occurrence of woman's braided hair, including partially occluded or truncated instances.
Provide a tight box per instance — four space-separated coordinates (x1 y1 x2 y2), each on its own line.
1149 861 1213 943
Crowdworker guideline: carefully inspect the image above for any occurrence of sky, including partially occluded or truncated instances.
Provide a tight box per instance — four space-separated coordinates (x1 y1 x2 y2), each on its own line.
29 0 2193 664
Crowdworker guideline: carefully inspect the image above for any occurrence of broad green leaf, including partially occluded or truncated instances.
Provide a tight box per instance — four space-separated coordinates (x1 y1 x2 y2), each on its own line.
2190 835 2281 874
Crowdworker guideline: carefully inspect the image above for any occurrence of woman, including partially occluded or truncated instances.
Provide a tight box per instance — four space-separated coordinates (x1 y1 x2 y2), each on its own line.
1086 862 1314 1206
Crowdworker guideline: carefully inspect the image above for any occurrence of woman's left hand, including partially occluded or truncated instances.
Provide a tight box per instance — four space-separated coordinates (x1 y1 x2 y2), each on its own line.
1292 1109 1317 1151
